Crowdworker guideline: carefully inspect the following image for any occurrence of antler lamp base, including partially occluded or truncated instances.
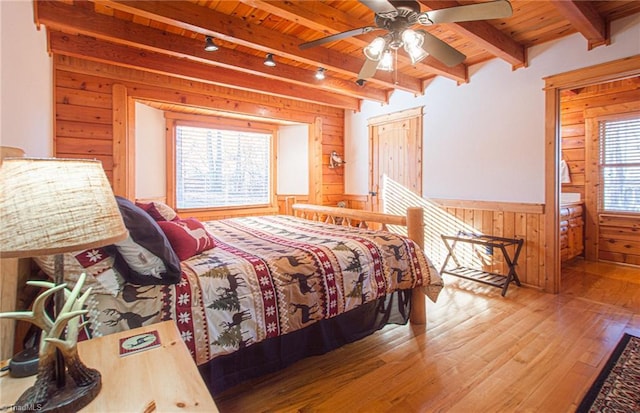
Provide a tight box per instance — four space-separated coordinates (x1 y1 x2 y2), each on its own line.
15 366 101 412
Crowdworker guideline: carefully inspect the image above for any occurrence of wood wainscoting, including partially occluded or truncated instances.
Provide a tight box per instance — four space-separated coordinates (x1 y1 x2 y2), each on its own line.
429 199 546 290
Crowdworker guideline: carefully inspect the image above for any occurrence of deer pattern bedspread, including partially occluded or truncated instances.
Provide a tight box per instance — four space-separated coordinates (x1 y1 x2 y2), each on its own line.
84 215 443 364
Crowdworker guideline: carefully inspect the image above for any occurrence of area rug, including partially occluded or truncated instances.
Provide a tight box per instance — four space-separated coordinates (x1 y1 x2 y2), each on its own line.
576 333 640 412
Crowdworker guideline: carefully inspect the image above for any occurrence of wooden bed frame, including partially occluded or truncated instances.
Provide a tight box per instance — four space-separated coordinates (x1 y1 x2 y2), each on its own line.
285 200 427 325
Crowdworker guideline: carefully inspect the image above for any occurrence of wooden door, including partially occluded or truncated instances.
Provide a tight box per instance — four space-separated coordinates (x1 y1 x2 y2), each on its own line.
368 107 423 212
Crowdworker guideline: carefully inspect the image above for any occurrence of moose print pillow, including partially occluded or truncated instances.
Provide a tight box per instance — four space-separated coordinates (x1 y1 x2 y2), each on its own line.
158 218 216 261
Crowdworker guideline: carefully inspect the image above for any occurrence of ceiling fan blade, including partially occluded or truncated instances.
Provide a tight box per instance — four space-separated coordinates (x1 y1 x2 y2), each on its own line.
358 57 379 80
420 31 466 67
359 0 398 18
299 27 378 50
418 0 513 25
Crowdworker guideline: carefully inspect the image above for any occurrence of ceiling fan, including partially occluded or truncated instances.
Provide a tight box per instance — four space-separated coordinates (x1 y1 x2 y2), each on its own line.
299 0 513 81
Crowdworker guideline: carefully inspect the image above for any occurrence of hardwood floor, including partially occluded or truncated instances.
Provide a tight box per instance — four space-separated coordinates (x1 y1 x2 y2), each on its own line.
214 260 640 412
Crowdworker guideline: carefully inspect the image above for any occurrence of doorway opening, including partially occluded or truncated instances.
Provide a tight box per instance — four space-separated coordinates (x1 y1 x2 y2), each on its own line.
544 56 640 296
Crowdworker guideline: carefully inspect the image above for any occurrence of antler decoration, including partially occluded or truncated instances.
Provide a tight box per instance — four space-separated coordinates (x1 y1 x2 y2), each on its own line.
0 273 101 410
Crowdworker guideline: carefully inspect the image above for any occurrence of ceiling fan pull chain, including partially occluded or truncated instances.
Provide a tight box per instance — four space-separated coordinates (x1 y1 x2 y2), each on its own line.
394 48 399 85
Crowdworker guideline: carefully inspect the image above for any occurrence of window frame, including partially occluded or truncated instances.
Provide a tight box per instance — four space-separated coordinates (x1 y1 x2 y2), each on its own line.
166 113 278 215
597 111 640 216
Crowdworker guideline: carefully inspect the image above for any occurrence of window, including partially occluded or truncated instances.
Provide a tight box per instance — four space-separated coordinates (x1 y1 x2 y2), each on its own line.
175 124 272 209
599 116 640 213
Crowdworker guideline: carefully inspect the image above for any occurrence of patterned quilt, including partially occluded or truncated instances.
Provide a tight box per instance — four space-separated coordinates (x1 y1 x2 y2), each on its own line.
85 215 443 364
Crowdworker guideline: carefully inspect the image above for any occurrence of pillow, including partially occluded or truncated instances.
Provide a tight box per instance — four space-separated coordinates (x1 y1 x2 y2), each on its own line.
114 196 182 285
135 201 180 222
158 218 216 261
114 236 166 277
33 246 124 295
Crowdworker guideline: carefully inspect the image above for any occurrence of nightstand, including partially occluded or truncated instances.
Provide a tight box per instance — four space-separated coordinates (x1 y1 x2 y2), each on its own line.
0 257 32 360
0 321 218 412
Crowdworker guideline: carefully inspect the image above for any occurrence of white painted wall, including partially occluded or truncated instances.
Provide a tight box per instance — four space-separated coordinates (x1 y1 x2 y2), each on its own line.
277 124 309 195
0 0 52 157
345 14 640 203
135 103 166 199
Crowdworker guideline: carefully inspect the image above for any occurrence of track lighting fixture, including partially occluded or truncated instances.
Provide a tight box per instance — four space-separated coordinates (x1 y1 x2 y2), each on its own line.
204 36 219 52
355 79 366 87
264 53 276 67
315 67 326 80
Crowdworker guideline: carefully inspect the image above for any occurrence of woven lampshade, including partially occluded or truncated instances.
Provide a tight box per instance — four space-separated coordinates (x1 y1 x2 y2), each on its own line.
0 158 128 258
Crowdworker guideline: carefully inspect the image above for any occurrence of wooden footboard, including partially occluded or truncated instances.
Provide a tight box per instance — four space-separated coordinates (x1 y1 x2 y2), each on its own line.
286 200 427 325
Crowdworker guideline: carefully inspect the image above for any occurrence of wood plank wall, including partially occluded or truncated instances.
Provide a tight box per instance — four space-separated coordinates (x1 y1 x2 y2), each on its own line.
560 76 640 266
53 55 344 215
560 77 640 196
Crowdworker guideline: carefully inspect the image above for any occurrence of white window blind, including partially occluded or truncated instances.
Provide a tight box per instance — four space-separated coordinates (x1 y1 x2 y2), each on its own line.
176 125 271 209
599 117 640 213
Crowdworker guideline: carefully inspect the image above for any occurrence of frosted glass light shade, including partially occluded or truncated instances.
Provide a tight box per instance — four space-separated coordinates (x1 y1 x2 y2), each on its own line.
403 29 428 64
0 158 128 258
377 50 394 72
405 44 428 64
364 37 387 61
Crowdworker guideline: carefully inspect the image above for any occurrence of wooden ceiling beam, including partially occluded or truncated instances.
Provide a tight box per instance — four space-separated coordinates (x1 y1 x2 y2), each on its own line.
100 0 424 94
550 0 608 49
35 0 387 104
239 0 468 83
419 1 526 69
48 31 362 111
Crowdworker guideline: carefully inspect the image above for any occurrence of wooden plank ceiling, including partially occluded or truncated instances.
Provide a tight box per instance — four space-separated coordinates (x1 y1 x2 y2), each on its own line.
35 1 640 112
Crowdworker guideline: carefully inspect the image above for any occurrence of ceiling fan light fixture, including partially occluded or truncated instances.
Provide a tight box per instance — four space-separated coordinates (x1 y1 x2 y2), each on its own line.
315 67 326 80
402 29 427 65
364 37 386 61
377 50 394 72
264 53 276 67
402 29 423 48
405 44 428 65
204 36 219 52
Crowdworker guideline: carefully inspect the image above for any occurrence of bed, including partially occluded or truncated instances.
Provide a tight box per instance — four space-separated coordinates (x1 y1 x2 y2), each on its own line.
34 199 443 395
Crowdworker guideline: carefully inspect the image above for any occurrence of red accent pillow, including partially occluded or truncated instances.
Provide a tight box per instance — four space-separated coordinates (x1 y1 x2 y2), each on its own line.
157 218 216 261
135 201 180 222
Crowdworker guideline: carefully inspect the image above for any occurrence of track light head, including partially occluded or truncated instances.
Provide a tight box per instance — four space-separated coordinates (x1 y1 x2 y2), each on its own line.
355 79 366 87
264 53 276 67
204 36 219 52
315 67 326 80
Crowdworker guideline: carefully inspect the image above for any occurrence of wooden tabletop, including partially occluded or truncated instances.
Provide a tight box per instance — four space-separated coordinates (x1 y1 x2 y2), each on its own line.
0 321 218 412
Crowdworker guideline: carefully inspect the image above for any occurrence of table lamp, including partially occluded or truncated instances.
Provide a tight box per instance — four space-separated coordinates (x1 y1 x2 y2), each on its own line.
0 158 128 412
